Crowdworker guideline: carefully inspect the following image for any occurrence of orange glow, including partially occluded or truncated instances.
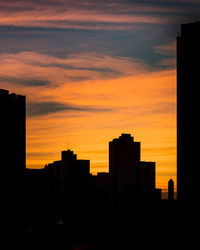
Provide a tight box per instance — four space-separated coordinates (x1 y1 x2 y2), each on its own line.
24 69 176 190
0 48 176 191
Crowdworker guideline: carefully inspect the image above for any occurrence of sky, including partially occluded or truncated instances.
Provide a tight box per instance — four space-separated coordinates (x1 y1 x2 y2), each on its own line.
0 0 199 190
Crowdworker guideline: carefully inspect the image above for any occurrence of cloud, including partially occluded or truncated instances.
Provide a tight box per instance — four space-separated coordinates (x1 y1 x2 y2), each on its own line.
0 51 153 88
27 101 112 117
0 12 164 30
154 40 176 56
156 57 176 69
131 101 176 117
0 76 51 86
154 40 176 69
0 0 199 33
0 0 195 30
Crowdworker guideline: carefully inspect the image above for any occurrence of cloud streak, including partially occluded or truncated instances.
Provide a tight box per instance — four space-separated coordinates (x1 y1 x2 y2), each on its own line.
0 51 153 88
154 40 176 56
27 101 113 117
0 0 198 30
0 76 51 86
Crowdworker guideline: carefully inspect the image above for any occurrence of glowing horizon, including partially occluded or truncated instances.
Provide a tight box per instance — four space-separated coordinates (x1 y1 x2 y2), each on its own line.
1 0 198 190
24 68 176 190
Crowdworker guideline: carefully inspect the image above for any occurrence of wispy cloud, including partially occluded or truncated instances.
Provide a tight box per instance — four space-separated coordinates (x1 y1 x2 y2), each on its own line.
0 12 164 29
0 51 153 89
1 0 198 30
27 101 113 117
0 76 51 86
154 40 176 56
156 58 176 69
154 40 176 69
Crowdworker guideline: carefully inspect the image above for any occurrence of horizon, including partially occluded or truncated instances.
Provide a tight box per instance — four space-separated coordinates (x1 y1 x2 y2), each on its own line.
0 0 199 190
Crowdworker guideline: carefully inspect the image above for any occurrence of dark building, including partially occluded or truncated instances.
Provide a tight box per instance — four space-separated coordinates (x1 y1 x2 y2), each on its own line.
24 169 51 230
177 22 200 201
109 134 161 209
0 89 26 178
0 89 26 230
140 161 161 200
90 172 110 213
44 150 90 219
140 161 155 190
109 134 140 209
168 179 174 200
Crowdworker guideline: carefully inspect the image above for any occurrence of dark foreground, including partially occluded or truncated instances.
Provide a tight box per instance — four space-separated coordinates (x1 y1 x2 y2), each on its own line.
2 200 193 249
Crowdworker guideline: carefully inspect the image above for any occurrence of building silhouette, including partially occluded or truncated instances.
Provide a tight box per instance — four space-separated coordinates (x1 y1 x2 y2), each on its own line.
90 172 110 213
44 149 90 219
168 179 174 200
24 134 161 229
177 21 200 201
109 134 161 209
0 89 26 231
24 168 50 230
0 89 26 179
0 87 163 239
2 17 196 243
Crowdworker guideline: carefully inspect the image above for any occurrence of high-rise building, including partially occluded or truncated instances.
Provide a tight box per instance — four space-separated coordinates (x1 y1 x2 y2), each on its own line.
0 89 26 229
177 22 200 201
44 149 90 214
0 89 26 186
109 134 161 209
0 89 26 175
109 134 140 207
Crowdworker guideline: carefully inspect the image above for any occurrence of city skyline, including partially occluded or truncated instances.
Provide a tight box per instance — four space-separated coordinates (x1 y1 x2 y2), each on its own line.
0 0 199 190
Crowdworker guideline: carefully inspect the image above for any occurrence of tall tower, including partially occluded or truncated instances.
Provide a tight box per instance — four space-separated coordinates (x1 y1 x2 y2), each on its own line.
177 22 200 201
0 89 26 228
109 134 140 208
0 89 26 176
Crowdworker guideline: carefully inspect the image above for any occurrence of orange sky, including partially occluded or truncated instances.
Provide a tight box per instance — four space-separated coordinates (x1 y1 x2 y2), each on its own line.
0 0 190 192
22 68 176 190
0 52 176 191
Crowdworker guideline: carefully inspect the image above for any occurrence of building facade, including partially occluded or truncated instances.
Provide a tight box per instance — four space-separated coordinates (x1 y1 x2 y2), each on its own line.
109 134 161 209
0 89 26 230
0 89 26 177
177 22 200 201
44 150 90 216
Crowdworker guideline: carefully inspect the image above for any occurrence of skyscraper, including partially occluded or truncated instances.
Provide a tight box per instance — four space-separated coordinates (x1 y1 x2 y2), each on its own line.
109 134 140 208
177 22 200 201
0 88 26 185
44 149 90 215
0 89 26 230
109 134 161 209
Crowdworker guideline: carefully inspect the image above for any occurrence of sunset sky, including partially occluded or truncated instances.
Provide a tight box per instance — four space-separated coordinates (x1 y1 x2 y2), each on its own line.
0 0 199 190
